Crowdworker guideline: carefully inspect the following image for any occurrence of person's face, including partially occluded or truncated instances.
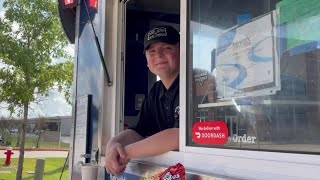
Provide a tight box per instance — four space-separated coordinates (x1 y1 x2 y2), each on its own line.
145 42 180 79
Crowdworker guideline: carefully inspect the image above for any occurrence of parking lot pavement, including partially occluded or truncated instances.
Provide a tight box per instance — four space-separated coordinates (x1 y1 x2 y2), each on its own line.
0 150 68 158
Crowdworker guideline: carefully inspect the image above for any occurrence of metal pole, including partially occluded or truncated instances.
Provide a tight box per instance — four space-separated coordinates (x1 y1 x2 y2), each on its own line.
59 150 70 180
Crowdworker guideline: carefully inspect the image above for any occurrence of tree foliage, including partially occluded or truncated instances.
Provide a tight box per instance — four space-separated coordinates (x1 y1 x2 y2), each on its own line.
0 0 74 114
0 1 74 179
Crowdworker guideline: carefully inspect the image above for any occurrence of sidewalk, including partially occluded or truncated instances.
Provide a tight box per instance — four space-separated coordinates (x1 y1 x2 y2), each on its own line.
0 150 68 158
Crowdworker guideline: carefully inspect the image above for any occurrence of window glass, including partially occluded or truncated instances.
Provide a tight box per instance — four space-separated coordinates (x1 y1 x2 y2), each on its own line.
188 0 320 153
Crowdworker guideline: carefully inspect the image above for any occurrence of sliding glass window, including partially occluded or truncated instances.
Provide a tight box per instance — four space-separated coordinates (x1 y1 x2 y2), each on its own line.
187 0 320 154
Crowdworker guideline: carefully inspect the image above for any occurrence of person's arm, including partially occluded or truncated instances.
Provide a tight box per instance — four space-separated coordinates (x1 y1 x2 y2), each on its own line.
107 129 144 148
124 128 179 159
105 129 143 175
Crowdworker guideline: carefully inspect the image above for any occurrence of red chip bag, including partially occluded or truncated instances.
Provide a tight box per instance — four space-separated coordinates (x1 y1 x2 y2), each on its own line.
157 163 186 180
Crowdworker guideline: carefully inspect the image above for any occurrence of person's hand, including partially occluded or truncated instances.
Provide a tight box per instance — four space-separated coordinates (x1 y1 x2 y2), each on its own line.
105 142 128 175
119 156 130 166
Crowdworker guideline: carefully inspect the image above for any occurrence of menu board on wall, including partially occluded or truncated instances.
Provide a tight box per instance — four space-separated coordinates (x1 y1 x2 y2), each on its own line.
73 94 91 168
215 11 280 99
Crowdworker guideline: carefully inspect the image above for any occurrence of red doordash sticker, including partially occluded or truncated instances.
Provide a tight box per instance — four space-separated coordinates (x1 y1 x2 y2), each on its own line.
192 121 228 145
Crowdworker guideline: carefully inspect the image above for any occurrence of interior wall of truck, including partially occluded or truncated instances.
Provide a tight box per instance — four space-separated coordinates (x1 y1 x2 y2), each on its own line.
123 0 180 128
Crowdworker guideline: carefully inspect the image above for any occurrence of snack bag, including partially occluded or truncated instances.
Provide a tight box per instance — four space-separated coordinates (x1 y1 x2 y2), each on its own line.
157 163 186 180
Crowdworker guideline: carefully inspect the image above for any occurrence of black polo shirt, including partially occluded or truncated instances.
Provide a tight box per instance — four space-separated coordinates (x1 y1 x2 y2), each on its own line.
129 76 179 138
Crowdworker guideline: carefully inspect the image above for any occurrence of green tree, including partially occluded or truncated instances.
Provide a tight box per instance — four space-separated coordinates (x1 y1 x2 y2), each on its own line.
0 0 74 179
34 117 48 148
0 116 17 145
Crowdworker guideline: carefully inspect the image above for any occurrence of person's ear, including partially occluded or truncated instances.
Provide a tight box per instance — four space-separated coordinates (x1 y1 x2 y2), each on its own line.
145 57 150 67
146 59 150 66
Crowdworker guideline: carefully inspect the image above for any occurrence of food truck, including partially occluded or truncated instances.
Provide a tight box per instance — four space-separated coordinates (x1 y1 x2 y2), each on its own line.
58 0 320 179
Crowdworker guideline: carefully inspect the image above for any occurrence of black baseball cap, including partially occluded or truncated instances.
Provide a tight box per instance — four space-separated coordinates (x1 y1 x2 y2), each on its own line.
144 26 180 52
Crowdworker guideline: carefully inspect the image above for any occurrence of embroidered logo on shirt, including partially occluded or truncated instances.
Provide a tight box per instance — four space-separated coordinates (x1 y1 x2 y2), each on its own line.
174 106 180 120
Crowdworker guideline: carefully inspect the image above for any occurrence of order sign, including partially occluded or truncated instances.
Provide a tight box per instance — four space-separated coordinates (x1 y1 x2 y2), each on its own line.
192 121 229 145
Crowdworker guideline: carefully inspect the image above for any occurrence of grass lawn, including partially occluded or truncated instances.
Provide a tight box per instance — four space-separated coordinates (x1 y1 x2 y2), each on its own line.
0 158 69 180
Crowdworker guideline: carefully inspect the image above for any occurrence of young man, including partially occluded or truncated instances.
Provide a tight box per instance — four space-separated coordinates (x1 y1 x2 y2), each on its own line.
105 25 180 175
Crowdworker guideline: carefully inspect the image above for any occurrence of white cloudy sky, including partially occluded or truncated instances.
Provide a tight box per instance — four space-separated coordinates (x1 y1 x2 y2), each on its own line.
0 0 73 118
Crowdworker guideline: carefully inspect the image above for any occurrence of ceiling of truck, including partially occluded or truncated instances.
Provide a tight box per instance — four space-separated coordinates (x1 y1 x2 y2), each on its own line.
126 0 180 14
125 0 278 15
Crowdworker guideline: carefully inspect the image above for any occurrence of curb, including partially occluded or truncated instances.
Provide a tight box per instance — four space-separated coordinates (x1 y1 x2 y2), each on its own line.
0 148 68 151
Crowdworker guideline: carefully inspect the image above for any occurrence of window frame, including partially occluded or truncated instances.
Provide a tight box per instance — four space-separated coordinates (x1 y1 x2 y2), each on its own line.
178 0 320 178
113 0 320 179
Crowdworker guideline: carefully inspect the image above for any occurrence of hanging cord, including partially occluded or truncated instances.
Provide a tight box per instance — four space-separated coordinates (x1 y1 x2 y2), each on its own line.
59 149 70 180
83 0 112 86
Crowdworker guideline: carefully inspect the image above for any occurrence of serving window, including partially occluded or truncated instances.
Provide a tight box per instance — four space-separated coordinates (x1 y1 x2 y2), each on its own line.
187 0 320 154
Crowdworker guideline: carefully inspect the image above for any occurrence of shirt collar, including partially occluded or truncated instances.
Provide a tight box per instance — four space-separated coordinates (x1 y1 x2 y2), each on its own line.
159 75 179 99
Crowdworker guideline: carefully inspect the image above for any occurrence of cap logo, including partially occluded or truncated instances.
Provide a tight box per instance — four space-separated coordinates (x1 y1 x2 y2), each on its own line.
147 27 167 40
